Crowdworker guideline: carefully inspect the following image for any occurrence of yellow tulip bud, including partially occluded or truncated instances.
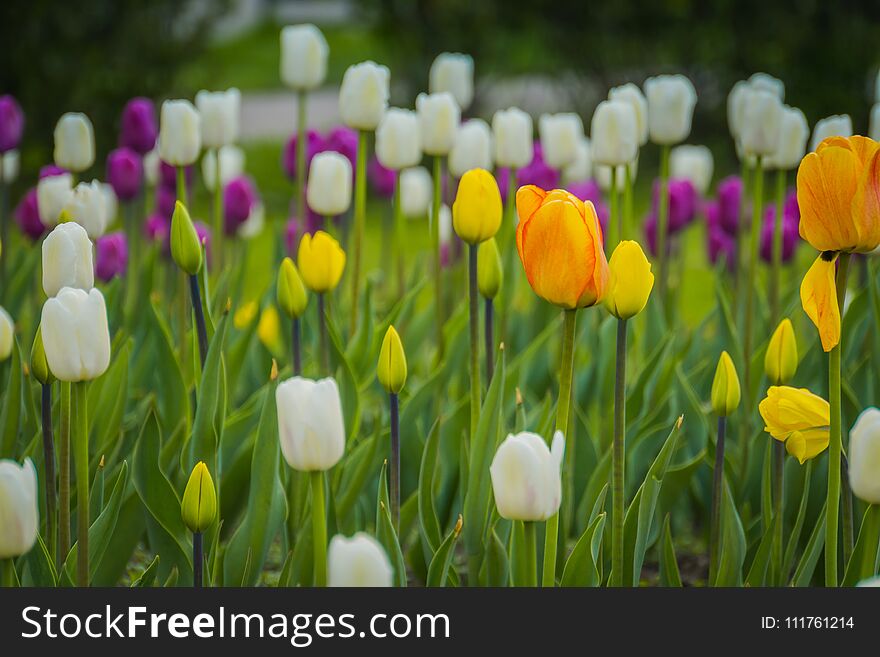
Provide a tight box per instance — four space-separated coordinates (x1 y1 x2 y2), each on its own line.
297 230 346 293
181 461 217 533
30 325 54 385
711 351 740 417
603 240 654 320
764 318 798 385
170 200 203 276
277 257 308 318
377 325 407 394
477 237 503 299
452 168 502 244
258 305 284 355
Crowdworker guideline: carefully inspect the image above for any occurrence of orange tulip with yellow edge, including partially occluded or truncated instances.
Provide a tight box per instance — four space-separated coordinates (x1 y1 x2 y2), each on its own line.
758 386 830 464
799 254 840 352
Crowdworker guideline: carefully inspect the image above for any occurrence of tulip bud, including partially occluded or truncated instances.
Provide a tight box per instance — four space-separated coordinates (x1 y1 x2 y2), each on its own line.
644 74 697 145
158 99 201 167
870 104 880 143
119 97 158 155
195 88 241 149
452 168 502 244
416 92 460 156
377 325 407 394
0 306 13 362
492 107 533 170
328 533 393 587
670 145 714 195
538 113 584 169
276 376 346 471
591 100 638 167
711 351 741 417
608 83 649 146
297 230 346 293
810 114 852 152
170 200 203 276
37 172 73 227
106 147 143 201
748 72 785 100
490 430 565 521
42 222 94 297
306 151 352 217
54 112 95 172
848 408 880 504
764 318 798 386
562 137 592 184
30 325 54 385
477 237 503 299
399 166 432 219
604 240 654 319
61 180 108 239
0 95 24 153
277 257 308 319
95 232 128 282
2 151 19 183
0 458 39 559
429 52 474 111
181 461 217 533
202 145 246 192
280 24 329 91
448 119 493 178
739 88 784 157
339 61 390 131
762 105 809 171
40 287 111 382
143 148 160 187
375 108 421 171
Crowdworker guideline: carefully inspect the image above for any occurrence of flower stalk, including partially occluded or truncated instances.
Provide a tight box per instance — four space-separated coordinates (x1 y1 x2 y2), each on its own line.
58 381 71 568
296 90 308 246
611 317 627 586
73 380 89 586
348 129 368 335
432 155 444 360
468 243 481 442
389 392 400 531
709 415 726 581
656 144 671 303
41 383 57 564
189 273 208 368
311 470 327 586
317 293 330 375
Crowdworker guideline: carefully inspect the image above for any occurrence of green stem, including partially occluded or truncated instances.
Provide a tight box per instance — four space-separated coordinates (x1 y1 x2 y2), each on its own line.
656 144 671 305
611 317 627 586
485 297 494 383
311 470 327 586
389 392 400 532
177 166 189 368
73 381 89 587
709 415 727 583
41 383 57 565
296 90 307 240
770 169 786 323
524 521 537 587
348 129 368 336
317 293 330 376
432 156 444 360
772 440 785 585
735 160 751 306
393 169 404 298
213 148 224 272
610 165 620 249
468 243 481 442
841 455 854 567
0 170 7 286
623 163 633 241
193 531 203 588
58 380 71 569
189 273 208 369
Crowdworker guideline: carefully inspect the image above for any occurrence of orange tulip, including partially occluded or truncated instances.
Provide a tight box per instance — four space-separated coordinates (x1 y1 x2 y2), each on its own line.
797 135 880 254
515 185 609 309
800 254 840 352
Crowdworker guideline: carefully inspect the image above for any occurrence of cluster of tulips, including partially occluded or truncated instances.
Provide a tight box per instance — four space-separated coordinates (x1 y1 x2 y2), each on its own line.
1 22 880 589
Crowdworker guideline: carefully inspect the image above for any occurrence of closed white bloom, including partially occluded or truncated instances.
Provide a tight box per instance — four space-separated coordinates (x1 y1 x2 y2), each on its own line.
399 166 432 219
490 431 565 521
858 575 880 587
237 201 265 240
644 74 697 145
54 112 95 172
608 83 649 145
0 459 39 559
202 145 246 192
2 150 19 183
739 88 784 156
63 180 109 239
143 148 160 187
42 222 94 297
437 203 452 246
870 104 880 143
40 287 111 382
339 61 390 131
849 408 880 504
276 376 345 472
280 24 329 91
375 108 421 171
562 137 592 184
765 106 809 170
727 80 748 140
100 182 117 227
328 533 393 587
195 88 240 148
670 145 714 195
448 119 493 177
597 159 637 192
748 72 785 100
538 112 584 169
810 114 852 152
429 52 474 110
416 92 460 156
158 99 201 166
0 306 12 361
37 172 73 226
306 152 352 217
492 107 533 169
591 100 638 166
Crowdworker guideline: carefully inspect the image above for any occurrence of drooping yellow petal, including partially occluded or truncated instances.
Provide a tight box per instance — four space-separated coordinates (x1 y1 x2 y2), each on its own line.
784 428 831 464
800 255 840 352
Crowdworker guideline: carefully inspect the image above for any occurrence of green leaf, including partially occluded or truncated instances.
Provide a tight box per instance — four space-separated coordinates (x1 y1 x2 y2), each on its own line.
145 298 189 437
712 481 747 587
418 418 443 557
782 460 814 579
327 318 362 444
22 534 57 587
426 515 462 587
842 504 880 586
561 512 606 587
187 311 229 474
375 461 407 586
277 550 295 588
88 338 131 469
479 527 509 587
659 515 682 587
334 423 382 525
745 512 776 587
0 338 23 457
791 504 827 587
131 555 161 587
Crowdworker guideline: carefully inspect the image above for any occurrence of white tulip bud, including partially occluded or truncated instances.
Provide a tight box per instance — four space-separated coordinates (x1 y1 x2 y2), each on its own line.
0 306 12 361
596 159 637 192
765 106 809 171
562 137 592 184
870 104 880 143
608 83 649 145
37 172 73 227
143 148 160 187
63 180 109 239
2 151 19 183
748 72 785 100
399 166 432 219
328 533 393 587
0 459 39 559
492 107 533 169
810 114 852 152
539 112 584 169
849 408 880 504
158 99 201 167
448 118 493 177
739 88 784 156
490 430 565 521
42 222 94 297
670 145 714 195
591 100 638 167
306 152 352 217
339 61 390 131
644 74 697 145
437 203 452 246
238 201 265 240
276 376 345 472
202 145 246 192
54 112 95 172
100 182 117 228
727 80 748 140
195 88 241 148
40 287 111 382
375 108 421 171
280 24 329 91
429 52 474 111
416 92 460 156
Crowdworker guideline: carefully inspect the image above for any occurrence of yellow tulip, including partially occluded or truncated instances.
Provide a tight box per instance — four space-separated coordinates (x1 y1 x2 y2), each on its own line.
377 325 407 394
603 240 654 320
258 305 284 355
710 351 740 417
764 318 798 385
181 461 217 533
277 257 309 318
298 230 346 293
477 237 503 299
452 168 502 244
800 254 839 352
758 386 830 464
233 300 258 329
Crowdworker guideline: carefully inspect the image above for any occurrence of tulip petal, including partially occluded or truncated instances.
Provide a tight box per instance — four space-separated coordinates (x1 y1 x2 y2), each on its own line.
800 255 840 352
784 428 830 464
853 146 880 252
797 147 860 251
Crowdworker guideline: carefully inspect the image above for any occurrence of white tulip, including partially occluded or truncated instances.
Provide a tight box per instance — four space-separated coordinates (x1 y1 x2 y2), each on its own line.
857 575 880 587
416 92 460 156
2 150 19 183
237 201 265 240
765 106 809 170
608 83 649 145
437 203 452 246
328 533 393 587
492 107 533 170
748 72 785 100
849 408 880 504
0 459 38 559
42 222 94 298
100 182 117 228
538 112 584 169
306 152 352 217
448 119 493 177
810 114 852 152
562 138 592 184
202 145 246 192
280 24 329 91
670 145 714 195
375 108 422 171
490 430 565 521
63 180 109 239
37 172 73 227
276 376 345 472
596 159 637 192
644 74 697 145
727 80 749 140
0 306 12 361
739 88 784 156
339 61 390 131
40 287 111 382
143 148 160 187
399 166 432 219
158 99 201 166
870 104 880 143
429 52 474 111
591 100 638 166
195 88 240 148
54 112 95 172
876 69 880 104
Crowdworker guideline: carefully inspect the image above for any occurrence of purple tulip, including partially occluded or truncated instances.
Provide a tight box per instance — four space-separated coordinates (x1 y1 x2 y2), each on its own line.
95 232 129 281
0 95 24 153
119 97 158 155
760 197 800 263
145 213 171 251
283 129 325 180
39 164 67 179
156 185 176 219
706 200 737 270
285 218 299 256
106 147 143 201
497 144 560 203
14 188 45 240
652 178 698 233
224 176 258 235
784 189 799 224
160 159 194 189
568 179 609 235
368 156 396 198
324 126 359 166
716 175 742 236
